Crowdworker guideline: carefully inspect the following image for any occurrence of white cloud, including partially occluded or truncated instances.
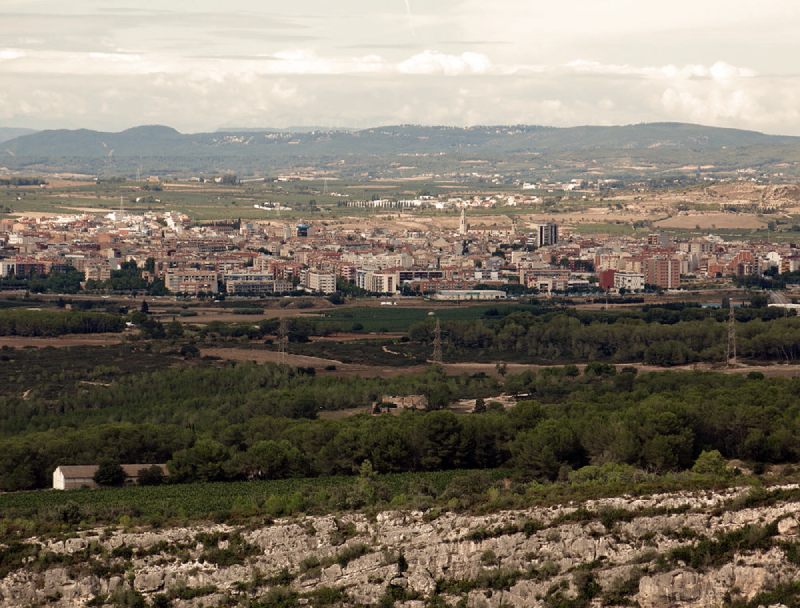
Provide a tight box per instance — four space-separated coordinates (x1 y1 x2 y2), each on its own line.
398 50 491 75
1 1 800 133
0 48 25 60
563 59 757 81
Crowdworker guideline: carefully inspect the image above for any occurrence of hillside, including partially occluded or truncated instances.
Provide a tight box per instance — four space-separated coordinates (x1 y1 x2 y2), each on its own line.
4 123 800 178
3 484 800 607
0 127 36 144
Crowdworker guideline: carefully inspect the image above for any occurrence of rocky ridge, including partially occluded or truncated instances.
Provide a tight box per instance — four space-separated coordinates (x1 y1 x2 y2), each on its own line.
2 485 800 607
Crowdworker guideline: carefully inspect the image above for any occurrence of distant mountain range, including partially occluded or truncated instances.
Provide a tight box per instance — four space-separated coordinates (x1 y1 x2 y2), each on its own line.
2 123 800 178
0 127 37 144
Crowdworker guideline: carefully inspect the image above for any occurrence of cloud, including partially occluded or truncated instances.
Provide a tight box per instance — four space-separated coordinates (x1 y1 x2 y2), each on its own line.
0 49 26 60
563 59 757 81
398 50 491 75
0 47 498 78
0 1 799 136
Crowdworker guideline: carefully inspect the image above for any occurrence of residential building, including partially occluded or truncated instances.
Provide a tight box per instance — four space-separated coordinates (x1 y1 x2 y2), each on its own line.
306 270 337 294
533 222 559 248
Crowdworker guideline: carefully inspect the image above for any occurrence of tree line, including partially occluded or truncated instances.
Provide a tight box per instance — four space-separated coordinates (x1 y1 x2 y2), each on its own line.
0 364 496 437
0 309 124 336
408 306 800 365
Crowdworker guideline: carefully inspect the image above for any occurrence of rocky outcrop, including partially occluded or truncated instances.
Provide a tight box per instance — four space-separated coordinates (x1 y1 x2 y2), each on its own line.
2 485 800 607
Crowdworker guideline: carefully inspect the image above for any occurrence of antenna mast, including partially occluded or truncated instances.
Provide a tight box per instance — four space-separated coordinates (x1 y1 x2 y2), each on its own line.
726 299 736 367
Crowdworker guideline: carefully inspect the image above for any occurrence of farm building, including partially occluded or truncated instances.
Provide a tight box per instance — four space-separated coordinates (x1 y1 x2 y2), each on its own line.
52 464 167 490
371 394 428 414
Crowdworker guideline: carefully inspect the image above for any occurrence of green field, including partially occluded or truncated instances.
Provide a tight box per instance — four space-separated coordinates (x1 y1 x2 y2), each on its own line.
315 304 542 333
1 178 601 222
0 470 507 540
0 467 747 544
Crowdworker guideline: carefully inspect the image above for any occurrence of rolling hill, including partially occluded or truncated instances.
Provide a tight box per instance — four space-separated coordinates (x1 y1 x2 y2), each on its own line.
0 127 37 144
3 123 800 178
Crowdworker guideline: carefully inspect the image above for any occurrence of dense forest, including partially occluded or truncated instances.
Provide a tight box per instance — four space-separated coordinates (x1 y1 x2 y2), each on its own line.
2 301 800 493
412 305 800 365
2 360 799 492
191 302 800 366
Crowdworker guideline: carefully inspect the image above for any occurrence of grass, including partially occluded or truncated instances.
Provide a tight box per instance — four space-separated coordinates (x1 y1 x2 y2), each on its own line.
0 470 507 542
0 343 179 405
0 467 752 545
315 304 547 333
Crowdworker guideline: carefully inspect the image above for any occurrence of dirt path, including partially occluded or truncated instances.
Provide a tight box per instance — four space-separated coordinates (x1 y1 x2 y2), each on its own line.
442 361 800 378
201 347 428 378
201 346 800 379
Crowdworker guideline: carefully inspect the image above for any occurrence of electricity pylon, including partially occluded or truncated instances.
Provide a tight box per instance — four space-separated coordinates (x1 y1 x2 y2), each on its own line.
726 299 736 367
432 318 443 365
278 318 289 361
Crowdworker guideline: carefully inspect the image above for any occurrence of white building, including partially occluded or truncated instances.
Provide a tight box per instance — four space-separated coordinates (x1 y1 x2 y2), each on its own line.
225 272 293 296
614 271 645 292
165 270 219 295
306 270 337 294
53 464 167 490
431 289 507 301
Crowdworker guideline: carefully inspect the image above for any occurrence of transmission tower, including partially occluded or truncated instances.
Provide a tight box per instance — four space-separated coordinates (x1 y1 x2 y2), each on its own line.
726 299 736 367
432 318 443 365
278 318 290 361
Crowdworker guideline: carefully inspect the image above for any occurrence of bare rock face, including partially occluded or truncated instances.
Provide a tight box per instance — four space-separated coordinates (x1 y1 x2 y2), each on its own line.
2 484 800 607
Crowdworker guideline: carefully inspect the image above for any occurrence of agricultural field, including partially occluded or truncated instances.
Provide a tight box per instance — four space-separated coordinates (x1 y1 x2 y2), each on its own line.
0 469 502 531
313 304 538 333
0 466 745 546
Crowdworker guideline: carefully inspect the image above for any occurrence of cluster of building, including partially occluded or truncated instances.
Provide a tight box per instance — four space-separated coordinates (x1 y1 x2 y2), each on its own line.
1 205 799 297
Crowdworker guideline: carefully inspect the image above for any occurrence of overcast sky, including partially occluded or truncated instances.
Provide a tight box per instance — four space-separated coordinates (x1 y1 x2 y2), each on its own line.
1 0 799 133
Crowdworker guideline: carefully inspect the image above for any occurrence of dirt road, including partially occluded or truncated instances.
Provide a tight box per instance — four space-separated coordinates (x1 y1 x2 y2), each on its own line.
201 346 800 379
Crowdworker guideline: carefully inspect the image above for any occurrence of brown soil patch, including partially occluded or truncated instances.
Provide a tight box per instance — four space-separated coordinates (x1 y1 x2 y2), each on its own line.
654 213 766 229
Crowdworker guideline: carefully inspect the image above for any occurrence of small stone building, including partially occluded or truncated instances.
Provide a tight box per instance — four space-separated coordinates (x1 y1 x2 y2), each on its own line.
52 464 167 490
371 394 428 414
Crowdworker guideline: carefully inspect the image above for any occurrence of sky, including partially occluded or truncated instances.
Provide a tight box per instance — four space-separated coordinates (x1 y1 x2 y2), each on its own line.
1 0 799 134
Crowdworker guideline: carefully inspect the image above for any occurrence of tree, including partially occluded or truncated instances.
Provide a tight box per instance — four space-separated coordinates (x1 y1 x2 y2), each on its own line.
140 319 166 339
511 420 585 480
168 439 230 482
327 292 345 305
166 321 184 338
419 411 463 469
94 461 126 486
179 343 200 358
231 440 306 480
691 449 728 477
137 465 165 485
140 300 149 314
